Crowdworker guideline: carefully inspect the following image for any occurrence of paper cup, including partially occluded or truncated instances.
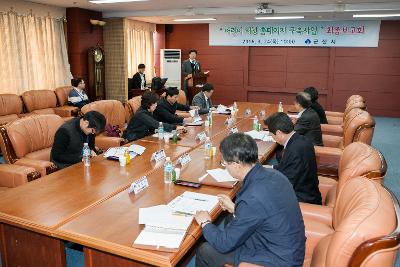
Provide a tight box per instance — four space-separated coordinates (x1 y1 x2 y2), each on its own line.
175 168 181 180
212 147 217 156
163 134 170 143
119 156 126 166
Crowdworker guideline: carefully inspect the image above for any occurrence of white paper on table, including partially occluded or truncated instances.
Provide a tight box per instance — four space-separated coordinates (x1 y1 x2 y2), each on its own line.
133 229 186 249
138 205 193 231
168 191 218 215
206 168 238 183
103 147 137 158
244 130 267 140
129 144 146 155
152 132 174 139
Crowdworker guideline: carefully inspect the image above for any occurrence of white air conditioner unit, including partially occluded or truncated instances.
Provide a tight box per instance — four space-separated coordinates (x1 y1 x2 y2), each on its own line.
160 49 181 89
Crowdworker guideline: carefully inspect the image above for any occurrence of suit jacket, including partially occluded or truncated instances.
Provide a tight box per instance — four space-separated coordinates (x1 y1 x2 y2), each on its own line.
182 59 201 77
153 97 190 125
130 72 146 90
192 91 212 115
122 107 176 142
274 132 322 205
203 163 305 266
295 108 323 146
311 101 328 124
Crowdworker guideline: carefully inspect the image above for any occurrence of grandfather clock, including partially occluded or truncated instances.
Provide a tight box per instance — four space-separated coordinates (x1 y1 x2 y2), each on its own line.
88 46 105 100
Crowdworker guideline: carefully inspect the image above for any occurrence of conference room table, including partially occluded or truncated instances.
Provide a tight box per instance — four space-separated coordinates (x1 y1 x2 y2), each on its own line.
0 102 285 267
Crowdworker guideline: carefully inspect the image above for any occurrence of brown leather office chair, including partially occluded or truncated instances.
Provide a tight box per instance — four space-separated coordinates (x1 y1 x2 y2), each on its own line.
0 94 24 125
325 95 365 120
177 89 187 105
315 109 375 176
0 164 41 191
21 89 74 121
302 177 399 267
0 114 62 176
81 100 127 150
54 86 80 117
124 96 142 122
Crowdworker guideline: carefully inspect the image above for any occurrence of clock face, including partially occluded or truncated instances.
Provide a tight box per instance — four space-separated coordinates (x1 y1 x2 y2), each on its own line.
94 49 103 63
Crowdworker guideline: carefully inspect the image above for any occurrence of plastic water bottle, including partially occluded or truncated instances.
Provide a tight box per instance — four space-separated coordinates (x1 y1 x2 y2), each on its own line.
204 137 212 159
278 101 283 112
233 101 238 112
82 143 91 167
253 116 259 131
163 157 173 184
158 122 164 140
208 110 213 126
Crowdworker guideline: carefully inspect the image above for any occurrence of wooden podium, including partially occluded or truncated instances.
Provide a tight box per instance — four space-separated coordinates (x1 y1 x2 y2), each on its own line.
186 72 209 104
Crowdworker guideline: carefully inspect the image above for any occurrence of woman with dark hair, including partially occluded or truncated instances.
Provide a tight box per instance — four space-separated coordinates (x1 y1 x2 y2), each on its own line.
304 86 328 124
123 91 183 141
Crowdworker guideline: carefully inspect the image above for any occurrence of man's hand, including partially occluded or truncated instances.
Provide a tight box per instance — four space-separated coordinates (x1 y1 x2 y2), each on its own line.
183 117 193 124
176 126 185 132
217 194 235 214
210 107 217 111
187 74 192 79
190 106 200 110
194 211 211 226
91 150 97 157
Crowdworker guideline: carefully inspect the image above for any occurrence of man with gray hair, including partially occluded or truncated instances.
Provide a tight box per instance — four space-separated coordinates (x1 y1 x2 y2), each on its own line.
292 92 323 146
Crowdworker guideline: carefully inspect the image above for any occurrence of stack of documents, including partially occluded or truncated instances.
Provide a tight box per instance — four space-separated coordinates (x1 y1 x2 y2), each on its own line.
104 144 146 158
134 205 193 251
245 130 275 142
213 104 232 114
206 168 237 183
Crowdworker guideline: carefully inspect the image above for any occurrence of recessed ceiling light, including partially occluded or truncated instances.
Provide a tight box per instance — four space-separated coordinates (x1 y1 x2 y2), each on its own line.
173 18 216 22
255 16 304 20
353 13 400 18
89 0 148 4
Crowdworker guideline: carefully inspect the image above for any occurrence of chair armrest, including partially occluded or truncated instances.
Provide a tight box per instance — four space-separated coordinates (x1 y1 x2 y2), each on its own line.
95 135 126 150
54 106 79 117
322 134 343 148
326 115 343 125
318 175 338 204
0 164 41 188
315 146 342 177
14 158 57 177
321 124 343 137
325 111 344 118
300 202 334 226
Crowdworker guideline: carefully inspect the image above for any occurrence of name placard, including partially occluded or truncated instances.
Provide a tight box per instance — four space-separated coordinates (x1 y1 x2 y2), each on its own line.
178 153 191 166
225 117 234 126
151 149 166 163
128 176 149 194
196 132 207 142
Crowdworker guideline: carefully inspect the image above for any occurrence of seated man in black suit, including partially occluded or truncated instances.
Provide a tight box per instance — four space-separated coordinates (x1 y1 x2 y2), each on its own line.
191 83 215 115
131 64 146 90
123 91 184 141
293 92 323 146
153 87 193 125
304 86 328 124
264 112 322 205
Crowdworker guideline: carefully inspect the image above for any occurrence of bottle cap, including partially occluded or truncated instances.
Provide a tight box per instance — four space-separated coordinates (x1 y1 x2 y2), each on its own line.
84 143 88 145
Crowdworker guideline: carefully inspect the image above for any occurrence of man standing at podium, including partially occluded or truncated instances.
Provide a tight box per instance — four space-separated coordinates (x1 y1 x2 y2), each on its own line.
182 49 201 101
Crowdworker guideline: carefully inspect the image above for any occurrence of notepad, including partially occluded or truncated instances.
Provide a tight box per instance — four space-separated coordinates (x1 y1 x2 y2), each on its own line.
168 191 219 215
138 205 193 231
245 130 275 142
206 168 238 183
128 144 146 155
103 147 138 158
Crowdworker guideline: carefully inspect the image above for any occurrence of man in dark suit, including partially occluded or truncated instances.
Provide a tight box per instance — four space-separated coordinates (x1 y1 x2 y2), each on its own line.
194 133 305 267
264 112 322 205
304 86 328 124
153 87 193 125
182 49 201 100
130 64 146 90
293 92 323 146
191 83 214 115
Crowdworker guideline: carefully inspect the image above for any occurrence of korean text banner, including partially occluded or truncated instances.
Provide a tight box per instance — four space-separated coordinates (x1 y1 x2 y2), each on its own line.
209 21 381 47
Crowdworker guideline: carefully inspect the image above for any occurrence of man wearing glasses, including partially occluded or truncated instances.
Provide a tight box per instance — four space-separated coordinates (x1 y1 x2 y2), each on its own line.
194 133 305 267
51 111 106 169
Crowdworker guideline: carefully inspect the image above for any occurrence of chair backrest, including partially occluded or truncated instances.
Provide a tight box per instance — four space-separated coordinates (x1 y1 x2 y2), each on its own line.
0 114 64 162
125 96 142 122
177 89 187 105
21 90 58 112
311 177 397 267
55 86 72 106
342 109 375 148
346 95 364 106
0 94 24 125
81 100 125 128
344 100 366 117
336 142 386 197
